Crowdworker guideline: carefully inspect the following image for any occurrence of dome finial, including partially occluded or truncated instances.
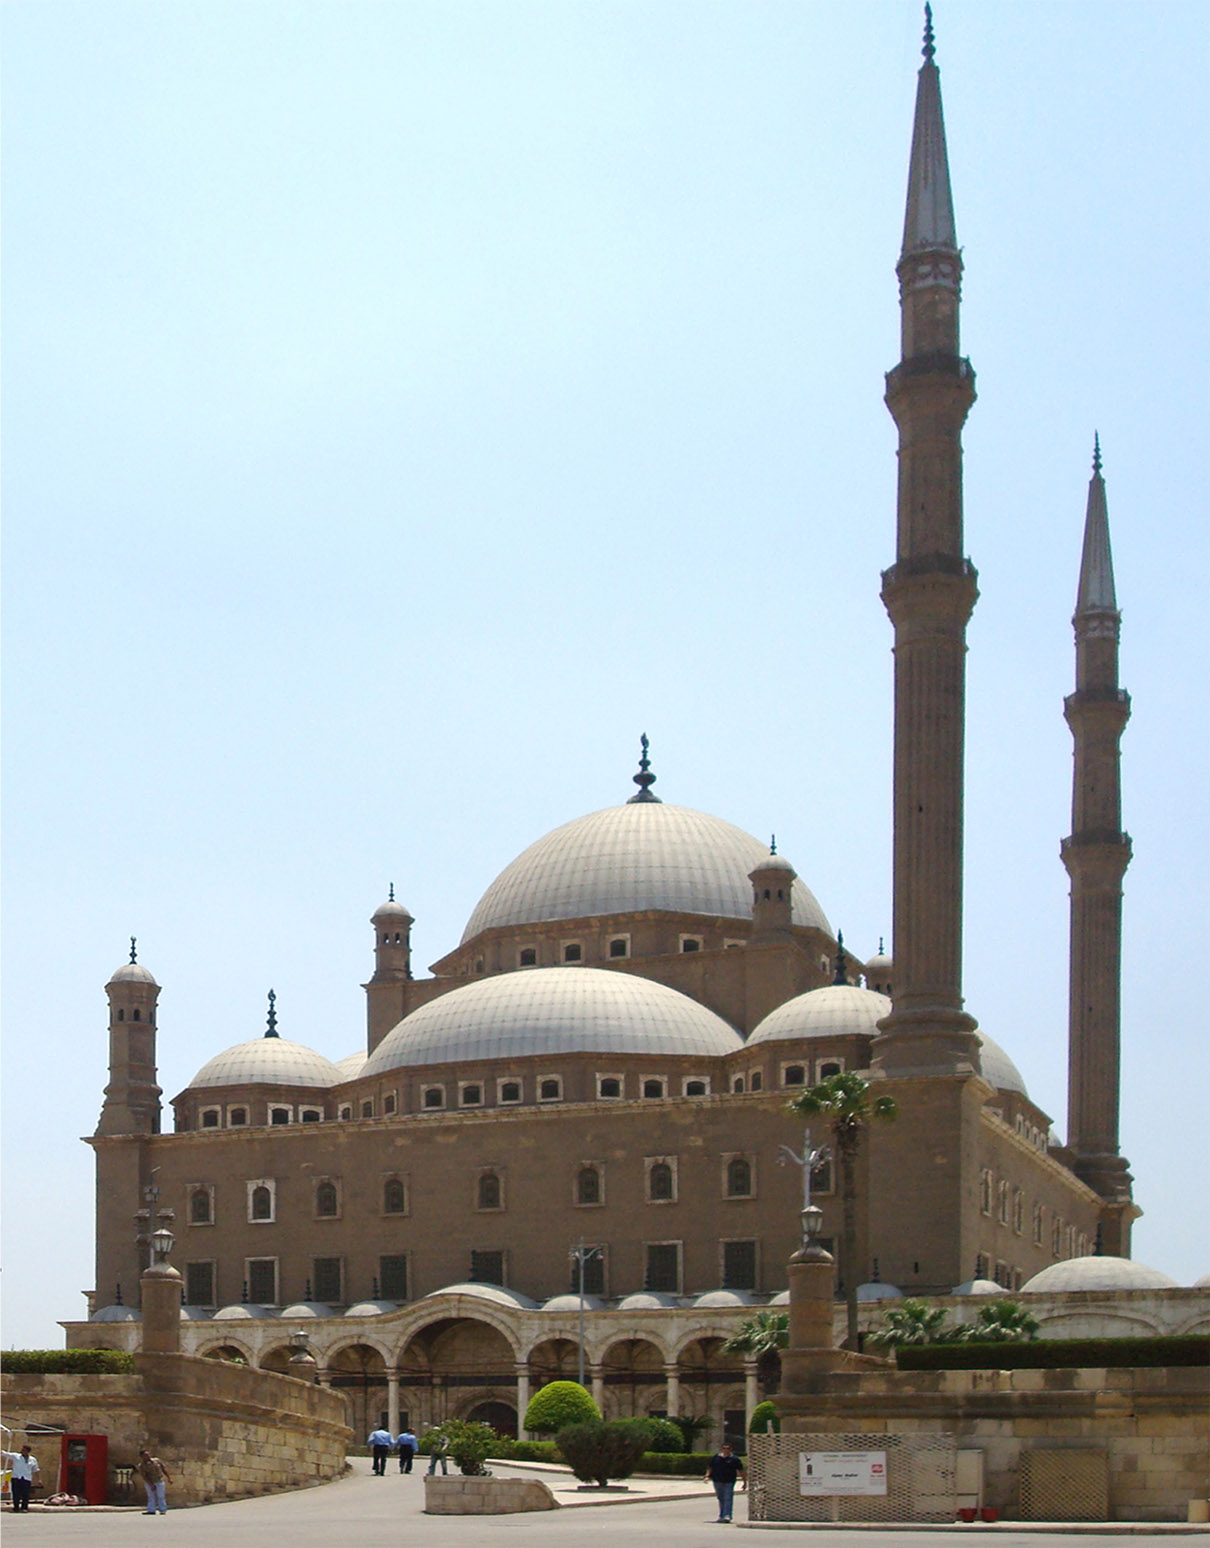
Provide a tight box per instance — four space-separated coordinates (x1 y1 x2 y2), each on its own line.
388 882 395 902
879 936 885 955
626 732 661 803
129 936 138 964
266 989 279 1038
770 833 777 855
922 3 935 63
1092 431 1102 476
833 929 848 986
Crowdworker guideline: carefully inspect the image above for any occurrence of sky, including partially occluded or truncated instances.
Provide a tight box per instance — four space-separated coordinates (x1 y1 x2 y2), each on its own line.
3 2 1207 1350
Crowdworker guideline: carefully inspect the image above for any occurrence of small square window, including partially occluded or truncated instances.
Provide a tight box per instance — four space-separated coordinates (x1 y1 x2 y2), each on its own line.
597 1074 623 1099
644 1242 681 1294
679 937 702 954
423 1086 445 1110
642 1078 666 1099
538 1076 562 1102
519 947 537 967
200 1108 221 1129
383 1093 397 1115
608 937 629 959
470 1249 505 1286
497 1078 522 1104
817 1059 843 1080
270 1107 291 1125
782 1065 806 1087
460 1083 483 1107
682 1077 709 1096
562 942 582 964
227 1107 247 1126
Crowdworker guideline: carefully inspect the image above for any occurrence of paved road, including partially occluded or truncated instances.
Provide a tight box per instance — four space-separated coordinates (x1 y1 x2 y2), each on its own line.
3 1458 1190 1546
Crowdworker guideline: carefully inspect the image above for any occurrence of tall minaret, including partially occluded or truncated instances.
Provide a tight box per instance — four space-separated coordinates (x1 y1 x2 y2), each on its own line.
96 938 162 1136
1062 439 1134 1242
872 8 982 1078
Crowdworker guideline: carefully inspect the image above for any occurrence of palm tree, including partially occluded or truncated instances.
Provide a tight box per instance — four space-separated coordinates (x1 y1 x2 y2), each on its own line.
960 1299 1040 1343
867 1298 952 1349
788 1071 898 1350
722 1310 789 1392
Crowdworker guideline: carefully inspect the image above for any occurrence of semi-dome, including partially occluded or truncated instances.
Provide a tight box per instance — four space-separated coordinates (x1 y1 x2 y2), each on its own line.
461 801 831 942
856 1279 902 1302
951 1278 1005 1297
693 1289 760 1308
542 1294 606 1312
616 1291 681 1310
186 1037 342 1091
976 1034 1029 1098
91 1304 141 1323
345 1300 398 1317
364 967 744 1074
1021 1256 1179 1294
748 985 891 1045
280 1302 336 1319
421 1283 540 1310
213 1303 274 1320
108 961 158 987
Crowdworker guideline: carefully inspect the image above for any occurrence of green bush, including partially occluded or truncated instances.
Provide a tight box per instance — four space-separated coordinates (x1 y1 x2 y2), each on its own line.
644 1417 686 1453
438 1420 495 1475
523 1380 600 1435
897 1335 1210 1371
0 1349 136 1374
634 1451 716 1475
556 1418 653 1486
671 1413 713 1452
748 1400 781 1434
487 1439 560 1464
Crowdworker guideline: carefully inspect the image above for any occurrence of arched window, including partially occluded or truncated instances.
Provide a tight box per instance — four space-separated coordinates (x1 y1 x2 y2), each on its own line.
383 1178 406 1214
750 1071 763 1091
783 1065 805 1086
228 1108 247 1126
478 1172 501 1210
519 947 537 967
360 1100 374 1119
726 1157 752 1197
642 1079 664 1099
608 938 628 958
539 1078 561 1101
117 1008 124 1021
315 1181 338 1217
499 1081 521 1104
383 1093 396 1115
423 1087 444 1109
685 1079 707 1096
648 1162 674 1202
562 942 582 963
577 1166 601 1205
599 1077 621 1099
190 1187 212 1224
200 1109 220 1129
250 1185 272 1221
732 1076 745 1094
132 1008 140 1021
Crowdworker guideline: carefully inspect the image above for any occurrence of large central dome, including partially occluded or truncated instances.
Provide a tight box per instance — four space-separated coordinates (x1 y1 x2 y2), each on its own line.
461 801 831 943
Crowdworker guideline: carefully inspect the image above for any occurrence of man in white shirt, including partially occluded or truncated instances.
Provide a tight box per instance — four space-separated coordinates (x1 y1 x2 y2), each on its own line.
4 1446 40 1512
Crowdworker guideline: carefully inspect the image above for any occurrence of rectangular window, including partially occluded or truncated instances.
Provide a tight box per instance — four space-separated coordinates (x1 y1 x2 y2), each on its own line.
246 1257 277 1305
644 1242 681 1294
722 1240 757 1291
185 1261 215 1307
470 1250 505 1286
313 1256 342 1304
380 1254 408 1301
569 1248 606 1297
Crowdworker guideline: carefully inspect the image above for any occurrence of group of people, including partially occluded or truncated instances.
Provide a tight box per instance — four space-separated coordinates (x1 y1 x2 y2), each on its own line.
365 1426 449 1477
3 1445 172 1516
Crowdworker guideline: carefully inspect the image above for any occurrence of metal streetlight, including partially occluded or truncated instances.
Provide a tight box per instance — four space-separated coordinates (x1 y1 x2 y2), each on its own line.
568 1242 603 1388
778 1128 831 1245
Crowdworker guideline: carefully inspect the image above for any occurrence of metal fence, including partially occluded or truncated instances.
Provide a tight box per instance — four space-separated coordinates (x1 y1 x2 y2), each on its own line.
748 1431 958 1523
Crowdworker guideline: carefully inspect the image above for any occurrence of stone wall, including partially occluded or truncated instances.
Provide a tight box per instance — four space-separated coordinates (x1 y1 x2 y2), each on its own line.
1 1352 351 1506
775 1364 1208 1522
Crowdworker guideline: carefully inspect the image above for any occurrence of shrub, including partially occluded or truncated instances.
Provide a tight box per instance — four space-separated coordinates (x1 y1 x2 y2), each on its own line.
523 1379 600 1435
634 1451 716 1475
644 1417 686 1453
748 1400 781 1434
896 1335 1210 1371
671 1413 712 1452
486 1439 560 1464
556 1418 653 1486
439 1420 495 1475
0 1350 136 1374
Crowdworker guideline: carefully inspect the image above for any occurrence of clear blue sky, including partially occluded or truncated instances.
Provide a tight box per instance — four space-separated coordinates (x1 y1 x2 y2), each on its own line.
4 2 1207 1348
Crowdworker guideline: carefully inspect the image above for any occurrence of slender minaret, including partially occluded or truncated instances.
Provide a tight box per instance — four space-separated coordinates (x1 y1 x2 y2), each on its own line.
1063 439 1134 1230
872 8 982 1078
97 938 162 1136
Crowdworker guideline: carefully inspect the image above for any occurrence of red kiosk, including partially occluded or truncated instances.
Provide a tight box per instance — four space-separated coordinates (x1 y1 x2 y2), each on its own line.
60 1435 108 1504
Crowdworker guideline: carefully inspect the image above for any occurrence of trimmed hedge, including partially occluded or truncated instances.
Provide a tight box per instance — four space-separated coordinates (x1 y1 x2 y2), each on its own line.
1 1349 136 1374
487 1440 561 1463
897 1336 1209 1371
633 1451 717 1475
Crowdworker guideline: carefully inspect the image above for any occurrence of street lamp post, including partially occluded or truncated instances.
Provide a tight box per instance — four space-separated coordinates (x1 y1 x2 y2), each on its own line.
778 1128 831 1245
569 1242 603 1389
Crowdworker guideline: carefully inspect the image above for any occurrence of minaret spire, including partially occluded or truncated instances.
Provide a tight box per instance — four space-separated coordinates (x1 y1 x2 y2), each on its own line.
1062 441 1135 1247
872 6 981 1079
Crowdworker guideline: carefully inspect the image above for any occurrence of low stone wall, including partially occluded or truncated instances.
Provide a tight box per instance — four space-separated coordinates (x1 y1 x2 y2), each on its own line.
424 1475 560 1513
1 1353 351 1506
775 1364 1207 1522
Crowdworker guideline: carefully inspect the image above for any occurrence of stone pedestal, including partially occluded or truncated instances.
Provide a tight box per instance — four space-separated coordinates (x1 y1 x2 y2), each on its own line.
140 1264 182 1354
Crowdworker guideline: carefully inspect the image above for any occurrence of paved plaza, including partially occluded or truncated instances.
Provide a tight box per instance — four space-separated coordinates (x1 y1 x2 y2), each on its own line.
2 1457 1200 1546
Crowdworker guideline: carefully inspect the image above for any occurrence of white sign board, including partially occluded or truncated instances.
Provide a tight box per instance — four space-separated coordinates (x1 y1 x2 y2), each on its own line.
799 1450 888 1497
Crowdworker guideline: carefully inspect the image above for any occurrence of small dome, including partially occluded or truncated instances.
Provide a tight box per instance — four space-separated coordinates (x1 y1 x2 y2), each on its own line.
748 984 891 1045
180 1305 214 1321
365 967 743 1073
977 1034 1029 1098
616 1292 681 1310
421 1282 540 1310
856 1280 902 1302
462 801 831 942
768 1290 790 1305
542 1294 606 1313
1021 1256 1179 1294
951 1279 1006 1297
187 1037 341 1091
693 1290 760 1308
373 897 413 922
334 1051 366 1081
749 852 796 877
108 962 158 987
91 1304 141 1323
279 1302 335 1319
213 1303 274 1320
345 1300 399 1317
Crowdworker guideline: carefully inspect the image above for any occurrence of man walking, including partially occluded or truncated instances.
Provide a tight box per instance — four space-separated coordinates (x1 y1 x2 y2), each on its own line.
704 1440 746 1523
425 1428 450 1476
3 1446 40 1512
395 1427 418 1474
367 1426 393 1476
137 1449 173 1514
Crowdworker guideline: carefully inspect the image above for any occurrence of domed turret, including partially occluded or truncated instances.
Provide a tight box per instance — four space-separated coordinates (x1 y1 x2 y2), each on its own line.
97 938 162 1137
748 841 796 942
366 885 414 1053
865 939 893 996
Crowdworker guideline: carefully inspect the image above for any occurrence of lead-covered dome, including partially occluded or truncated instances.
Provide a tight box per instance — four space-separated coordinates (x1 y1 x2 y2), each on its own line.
364 966 744 1073
1021 1256 1179 1294
748 985 891 1044
461 802 831 942
186 1037 342 1091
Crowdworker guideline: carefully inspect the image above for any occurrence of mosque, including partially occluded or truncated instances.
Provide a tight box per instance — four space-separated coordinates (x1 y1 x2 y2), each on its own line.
69 18 1203 1443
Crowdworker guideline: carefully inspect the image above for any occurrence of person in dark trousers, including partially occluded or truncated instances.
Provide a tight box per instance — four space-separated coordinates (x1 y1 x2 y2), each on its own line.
425 1429 449 1476
704 1440 746 1523
4 1446 40 1511
395 1428 418 1473
367 1427 393 1476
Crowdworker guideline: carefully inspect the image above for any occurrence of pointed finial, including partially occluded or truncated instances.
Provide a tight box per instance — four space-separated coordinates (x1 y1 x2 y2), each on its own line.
770 834 777 855
304 1278 313 1301
873 1256 881 1282
388 882 395 902
114 1282 124 1306
1093 1222 1104 1256
922 3 935 63
878 936 885 955
833 930 848 985
1092 432 1102 476
266 989 279 1038
129 936 138 964
626 732 661 803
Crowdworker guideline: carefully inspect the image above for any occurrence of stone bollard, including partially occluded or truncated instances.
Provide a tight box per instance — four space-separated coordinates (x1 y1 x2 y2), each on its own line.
140 1262 183 1354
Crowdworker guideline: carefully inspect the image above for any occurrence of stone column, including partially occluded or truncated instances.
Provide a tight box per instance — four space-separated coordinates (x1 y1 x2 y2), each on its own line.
780 1243 855 1387
515 1364 530 1438
589 1364 605 1416
663 1363 680 1417
139 1263 182 1354
743 1360 759 1427
387 1372 400 1437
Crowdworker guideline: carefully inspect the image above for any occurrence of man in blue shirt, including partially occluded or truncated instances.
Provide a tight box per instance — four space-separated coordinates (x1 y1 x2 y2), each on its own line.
395 1428 418 1473
367 1427 393 1476
704 1441 746 1523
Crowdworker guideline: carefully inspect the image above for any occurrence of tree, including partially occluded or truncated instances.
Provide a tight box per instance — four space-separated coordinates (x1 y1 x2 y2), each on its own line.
523 1379 600 1435
788 1071 898 1350
959 1299 1040 1343
670 1413 712 1453
748 1400 781 1434
867 1298 953 1349
722 1310 789 1391
556 1419 653 1487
